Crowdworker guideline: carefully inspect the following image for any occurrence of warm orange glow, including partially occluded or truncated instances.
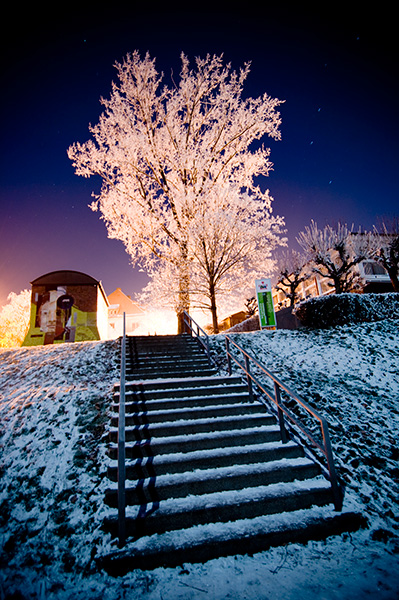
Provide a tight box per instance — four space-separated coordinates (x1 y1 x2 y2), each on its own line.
134 310 178 336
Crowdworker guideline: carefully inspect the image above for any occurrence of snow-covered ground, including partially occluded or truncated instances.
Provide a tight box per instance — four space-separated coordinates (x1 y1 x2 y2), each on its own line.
0 320 398 599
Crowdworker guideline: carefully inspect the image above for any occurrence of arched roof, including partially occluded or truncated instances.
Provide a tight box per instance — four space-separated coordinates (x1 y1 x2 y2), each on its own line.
31 270 100 286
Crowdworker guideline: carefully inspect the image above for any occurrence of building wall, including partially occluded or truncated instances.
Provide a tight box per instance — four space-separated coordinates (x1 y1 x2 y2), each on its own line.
22 276 108 346
97 286 110 341
107 287 146 339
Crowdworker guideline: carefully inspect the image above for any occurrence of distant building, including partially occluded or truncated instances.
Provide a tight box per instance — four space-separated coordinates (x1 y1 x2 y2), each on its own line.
218 310 248 332
22 270 109 346
107 287 146 338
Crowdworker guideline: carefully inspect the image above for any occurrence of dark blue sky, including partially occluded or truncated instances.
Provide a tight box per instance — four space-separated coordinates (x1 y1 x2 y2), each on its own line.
0 5 397 307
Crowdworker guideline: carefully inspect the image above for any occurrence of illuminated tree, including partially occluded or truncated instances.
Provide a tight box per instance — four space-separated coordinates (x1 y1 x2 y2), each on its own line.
275 249 308 307
140 186 284 333
68 51 284 332
297 221 377 294
0 290 31 348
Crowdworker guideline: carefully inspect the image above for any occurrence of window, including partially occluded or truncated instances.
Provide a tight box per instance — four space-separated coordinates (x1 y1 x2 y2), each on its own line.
362 261 387 276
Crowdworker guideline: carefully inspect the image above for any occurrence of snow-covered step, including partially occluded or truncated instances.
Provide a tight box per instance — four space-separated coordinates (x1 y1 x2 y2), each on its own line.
107 425 282 460
119 385 249 405
114 380 249 403
104 332 351 569
119 393 251 415
103 478 335 540
126 366 218 380
126 356 211 369
111 401 263 427
110 412 276 443
107 441 306 481
122 392 251 413
124 334 217 380
115 374 245 393
98 504 364 574
104 456 322 508
126 352 209 363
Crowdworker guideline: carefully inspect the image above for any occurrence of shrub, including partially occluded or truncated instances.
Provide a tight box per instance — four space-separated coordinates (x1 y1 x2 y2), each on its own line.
293 293 399 328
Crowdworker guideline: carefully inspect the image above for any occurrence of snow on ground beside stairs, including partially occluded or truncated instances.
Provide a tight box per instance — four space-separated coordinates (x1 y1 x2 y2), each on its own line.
0 321 398 599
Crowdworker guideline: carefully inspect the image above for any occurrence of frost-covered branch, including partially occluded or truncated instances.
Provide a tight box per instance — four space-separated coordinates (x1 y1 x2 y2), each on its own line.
275 250 309 307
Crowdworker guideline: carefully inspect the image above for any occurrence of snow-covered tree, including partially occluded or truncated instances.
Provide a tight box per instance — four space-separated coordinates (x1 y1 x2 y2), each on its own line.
67 51 284 332
275 249 309 307
140 186 285 333
0 289 31 348
297 221 377 294
189 186 284 332
373 218 399 292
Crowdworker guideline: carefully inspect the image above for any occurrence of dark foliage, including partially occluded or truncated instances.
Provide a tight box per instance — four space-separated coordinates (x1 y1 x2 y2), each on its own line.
293 293 399 328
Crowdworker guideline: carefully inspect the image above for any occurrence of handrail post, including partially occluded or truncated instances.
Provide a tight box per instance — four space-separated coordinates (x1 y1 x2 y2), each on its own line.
118 312 126 547
274 382 288 444
244 354 254 402
205 334 210 365
225 337 232 376
321 419 343 511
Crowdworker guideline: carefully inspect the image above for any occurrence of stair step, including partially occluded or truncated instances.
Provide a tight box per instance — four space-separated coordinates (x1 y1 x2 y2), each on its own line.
103 478 334 540
107 425 282 459
102 333 353 571
119 394 252 414
109 414 276 442
126 351 208 361
125 367 215 377
116 375 244 391
111 402 263 426
98 507 365 574
104 457 322 507
125 369 218 381
115 384 249 403
107 440 306 481
126 356 210 367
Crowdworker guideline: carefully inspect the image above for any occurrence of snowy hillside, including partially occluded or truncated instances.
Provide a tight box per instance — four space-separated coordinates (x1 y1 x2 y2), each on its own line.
0 322 398 599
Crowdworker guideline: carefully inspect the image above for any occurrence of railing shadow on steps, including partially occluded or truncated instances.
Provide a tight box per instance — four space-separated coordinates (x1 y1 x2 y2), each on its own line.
183 311 343 512
117 312 126 548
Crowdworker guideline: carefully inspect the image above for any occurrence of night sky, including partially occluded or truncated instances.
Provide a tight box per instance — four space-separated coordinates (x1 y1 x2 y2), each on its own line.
1 5 397 308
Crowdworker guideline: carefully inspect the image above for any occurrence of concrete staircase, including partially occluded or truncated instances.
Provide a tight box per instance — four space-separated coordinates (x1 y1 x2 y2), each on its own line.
100 334 363 575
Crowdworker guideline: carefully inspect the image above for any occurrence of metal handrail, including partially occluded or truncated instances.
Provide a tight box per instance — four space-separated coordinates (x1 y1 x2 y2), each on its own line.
183 311 211 364
224 335 342 511
117 312 126 547
182 311 342 511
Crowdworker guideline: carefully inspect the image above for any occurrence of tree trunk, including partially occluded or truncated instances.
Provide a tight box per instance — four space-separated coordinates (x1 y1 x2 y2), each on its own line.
177 261 190 334
388 267 399 292
333 275 344 294
209 280 219 334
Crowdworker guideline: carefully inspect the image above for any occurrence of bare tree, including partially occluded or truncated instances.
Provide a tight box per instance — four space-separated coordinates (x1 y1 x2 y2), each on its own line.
297 221 377 294
373 218 399 292
275 249 308 307
68 52 284 333
244 297 258 317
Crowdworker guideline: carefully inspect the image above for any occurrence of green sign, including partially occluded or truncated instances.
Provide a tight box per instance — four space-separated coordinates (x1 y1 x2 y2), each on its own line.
255 279 276 329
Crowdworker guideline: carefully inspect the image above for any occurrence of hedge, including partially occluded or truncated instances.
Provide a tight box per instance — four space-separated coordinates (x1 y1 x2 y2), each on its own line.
293 293 399 328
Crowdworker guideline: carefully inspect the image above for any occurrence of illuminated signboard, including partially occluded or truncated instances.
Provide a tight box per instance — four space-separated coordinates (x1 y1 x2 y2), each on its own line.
255 278 276 330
